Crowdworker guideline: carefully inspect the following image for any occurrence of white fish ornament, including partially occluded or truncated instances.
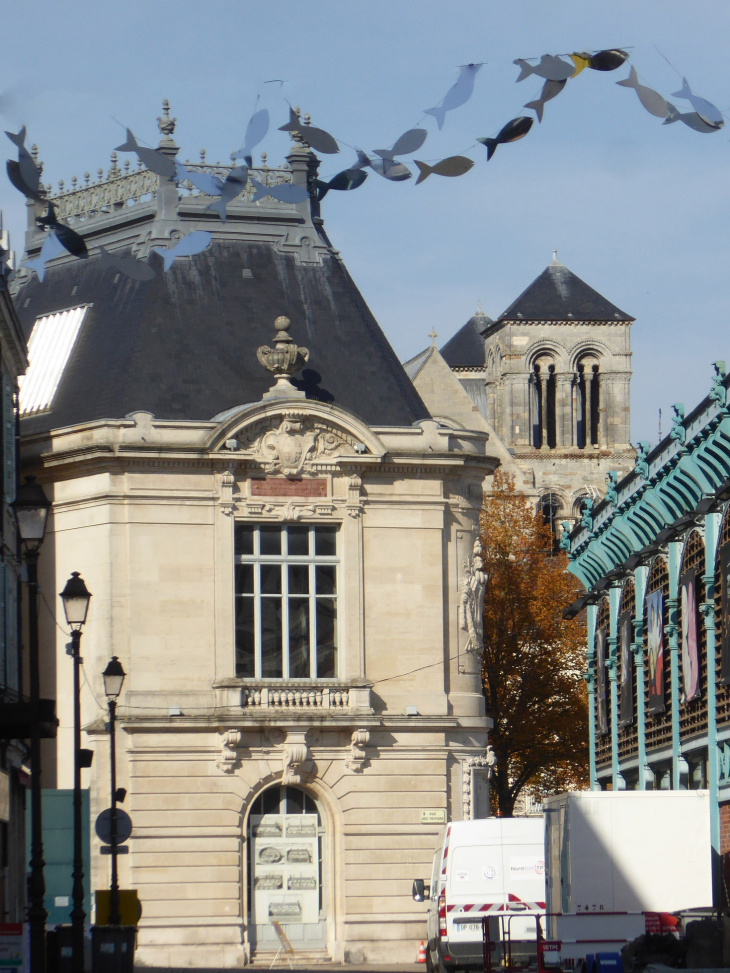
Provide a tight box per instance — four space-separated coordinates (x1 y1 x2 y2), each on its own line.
152 231 212 272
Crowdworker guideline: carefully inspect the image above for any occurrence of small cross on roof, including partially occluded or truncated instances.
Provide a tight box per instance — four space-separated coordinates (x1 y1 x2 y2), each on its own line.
428 328 438 346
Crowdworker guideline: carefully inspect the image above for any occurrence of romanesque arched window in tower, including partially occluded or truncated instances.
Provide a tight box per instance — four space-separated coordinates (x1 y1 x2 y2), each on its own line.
539 492 563 554
576 355 601 449
532 356 556 449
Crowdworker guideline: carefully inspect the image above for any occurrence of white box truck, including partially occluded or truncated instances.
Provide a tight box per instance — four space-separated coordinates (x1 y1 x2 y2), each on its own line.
543 791 712 962
412 818 545 973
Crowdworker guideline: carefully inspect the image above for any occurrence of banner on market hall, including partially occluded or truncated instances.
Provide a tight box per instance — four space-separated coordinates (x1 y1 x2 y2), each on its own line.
647 589 665 715
596 625 609 735
618 610 634 726
681 567 701 703
721 545 730 685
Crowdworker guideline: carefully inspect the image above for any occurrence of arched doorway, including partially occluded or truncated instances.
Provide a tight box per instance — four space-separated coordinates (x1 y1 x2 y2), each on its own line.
247 784 327 951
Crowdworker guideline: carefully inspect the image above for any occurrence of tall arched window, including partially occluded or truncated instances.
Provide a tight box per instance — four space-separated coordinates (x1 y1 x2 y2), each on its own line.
540 493 562 553
532 357 556 449
577 356 600 448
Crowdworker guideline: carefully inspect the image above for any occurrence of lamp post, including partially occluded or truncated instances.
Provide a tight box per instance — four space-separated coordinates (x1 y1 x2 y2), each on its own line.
60 573 92 973
12 474 51 973
102 657 125 926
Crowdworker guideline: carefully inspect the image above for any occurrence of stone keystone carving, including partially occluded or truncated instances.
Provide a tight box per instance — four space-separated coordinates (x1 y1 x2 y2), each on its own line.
281 729 315 784
459 537 487 655
257 316 309 400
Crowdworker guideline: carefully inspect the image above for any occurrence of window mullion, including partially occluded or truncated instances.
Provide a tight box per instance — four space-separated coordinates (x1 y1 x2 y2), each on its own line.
310 561 316 680
282 558 289 680
254 560 261 680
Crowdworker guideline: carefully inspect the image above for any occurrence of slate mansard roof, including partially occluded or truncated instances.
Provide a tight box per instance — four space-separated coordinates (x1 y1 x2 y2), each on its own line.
11 118 429 435
496 256 634 323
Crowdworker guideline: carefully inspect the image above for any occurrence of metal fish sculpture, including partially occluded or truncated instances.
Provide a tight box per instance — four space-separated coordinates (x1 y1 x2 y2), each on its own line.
278 109 339 154
352 149 411 181
671 78 724 127
524 79 566 123
36 202 88 259
97 245 156 281
514 55 574 83
316 167 368 200
616 66 670 118
478 116 534 160
115 129 177 178
425 63 482 130
205 166 249 221
175 161 225 197
663 102 723 133
249 177 309 204
414 156 474 185
21 231 65 282
6 159 45 202
152 230 212 272
373 128 427 161
5 126 39 193
570 49 629 76
233 108 270 166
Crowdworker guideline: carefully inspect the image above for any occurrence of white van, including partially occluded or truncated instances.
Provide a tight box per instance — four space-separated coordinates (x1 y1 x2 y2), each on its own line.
412 818 545 973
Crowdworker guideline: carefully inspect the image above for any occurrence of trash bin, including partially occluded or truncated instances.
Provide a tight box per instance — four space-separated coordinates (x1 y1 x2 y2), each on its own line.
46 925 74 973
91 925 136 973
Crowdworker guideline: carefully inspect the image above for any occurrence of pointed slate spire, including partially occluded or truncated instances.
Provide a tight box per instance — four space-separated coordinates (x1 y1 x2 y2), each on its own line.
497 258 633 322
440 301 493 368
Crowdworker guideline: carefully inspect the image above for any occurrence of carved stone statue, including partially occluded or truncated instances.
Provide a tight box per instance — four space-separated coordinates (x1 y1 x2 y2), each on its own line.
459 537 487 655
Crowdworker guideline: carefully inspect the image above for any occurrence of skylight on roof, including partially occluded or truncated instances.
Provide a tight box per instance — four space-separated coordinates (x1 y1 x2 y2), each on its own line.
19 306 89 416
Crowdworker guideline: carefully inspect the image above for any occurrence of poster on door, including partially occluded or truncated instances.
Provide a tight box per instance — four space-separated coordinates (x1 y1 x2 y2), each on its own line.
252 813 319 925
618 610 633 727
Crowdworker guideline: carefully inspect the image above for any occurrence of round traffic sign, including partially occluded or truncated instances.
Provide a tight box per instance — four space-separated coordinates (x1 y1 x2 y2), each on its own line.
95 808 133 844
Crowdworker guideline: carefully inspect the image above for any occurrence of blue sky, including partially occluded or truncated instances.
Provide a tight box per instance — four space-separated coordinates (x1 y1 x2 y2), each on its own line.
2 0 730 446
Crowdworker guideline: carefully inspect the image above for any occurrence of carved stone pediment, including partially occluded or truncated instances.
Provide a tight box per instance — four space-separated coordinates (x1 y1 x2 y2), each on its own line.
232 412 366 476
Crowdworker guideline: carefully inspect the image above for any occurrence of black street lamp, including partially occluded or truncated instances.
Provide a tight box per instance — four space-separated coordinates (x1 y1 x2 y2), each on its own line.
12 474 51 973
60 573 92 973
102 657 125 926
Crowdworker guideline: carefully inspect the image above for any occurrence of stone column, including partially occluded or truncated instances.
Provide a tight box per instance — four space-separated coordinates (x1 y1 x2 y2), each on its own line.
540 371 549 449
598 371 609 447
556 373 571 447
585 369 594 446
571 374 579 448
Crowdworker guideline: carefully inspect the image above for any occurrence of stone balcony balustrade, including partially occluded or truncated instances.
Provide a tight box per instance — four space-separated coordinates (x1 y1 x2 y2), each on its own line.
214 680 373 715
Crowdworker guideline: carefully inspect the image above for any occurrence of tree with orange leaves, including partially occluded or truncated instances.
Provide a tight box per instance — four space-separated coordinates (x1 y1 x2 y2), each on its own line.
481 470 588 816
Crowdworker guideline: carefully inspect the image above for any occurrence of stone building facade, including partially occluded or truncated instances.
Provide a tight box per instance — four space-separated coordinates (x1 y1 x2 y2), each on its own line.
10 106 497 965
408 256 636 528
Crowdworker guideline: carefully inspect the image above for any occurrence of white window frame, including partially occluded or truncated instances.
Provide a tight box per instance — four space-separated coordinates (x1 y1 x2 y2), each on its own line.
234 523 339 680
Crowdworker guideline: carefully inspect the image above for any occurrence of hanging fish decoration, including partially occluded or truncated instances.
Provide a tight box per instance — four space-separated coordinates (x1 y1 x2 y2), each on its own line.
5 126 40 194
316 167 368 200
671 78 724 127
233 108 270 166
373 128 427 162
115 129 177 178
570 49 629 76
21 231 66 282
36 202 88 259
616 66 670 118
152 230 212 272
524 79 567 123
514 55 574 83
663 103 723 133
249 177 309 204
6 159 45 202
414 156 474 184
175 161 226 197
352 149 411 181
205 166 249 221
278 109 339 154
424 63 483 130
478 116 534 160
97 245 156 281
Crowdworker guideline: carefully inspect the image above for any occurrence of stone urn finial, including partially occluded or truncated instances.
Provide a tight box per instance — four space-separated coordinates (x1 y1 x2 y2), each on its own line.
257 316 309 400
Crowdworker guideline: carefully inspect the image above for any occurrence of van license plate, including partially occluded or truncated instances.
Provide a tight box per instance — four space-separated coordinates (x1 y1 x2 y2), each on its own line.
455 921 482 933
